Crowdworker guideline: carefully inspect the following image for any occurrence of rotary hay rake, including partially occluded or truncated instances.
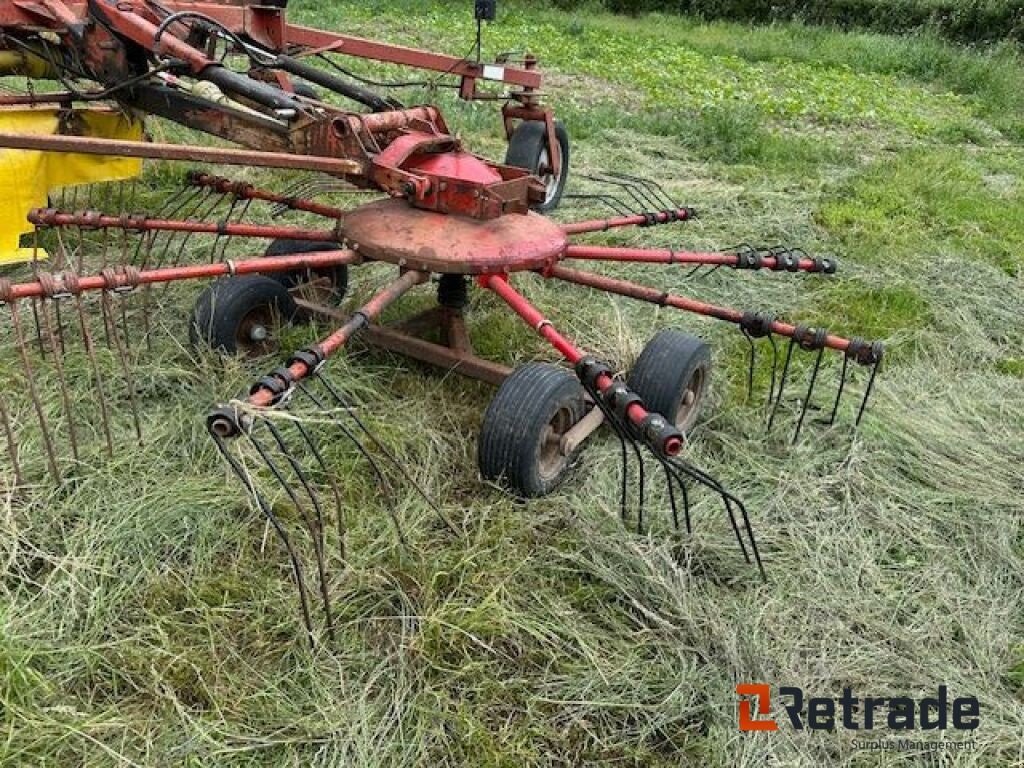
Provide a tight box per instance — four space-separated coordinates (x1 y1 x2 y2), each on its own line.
0 0 884 643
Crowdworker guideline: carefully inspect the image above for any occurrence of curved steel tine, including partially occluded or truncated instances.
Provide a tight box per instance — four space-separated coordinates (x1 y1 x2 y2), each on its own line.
9 302 60 482
660 461 679 531
766 335 779 409
662 458 746 561
602 172 675 214
667 456 766 581
828 355 850 426
793 346 825 444
856 357 882 426
285 394 348 561
136 185 205 268
741 328 756 402
38 296 79 463
211 430 316 646
298 379 411 549
583 174 655 213
153 189 224 271
260 418 337 642
604 171 680 211
696 264 722 281
582 378 645 530
209 193 242 263
316 373 456 534
0 392 22 487
100 290 143 443
562 193 634 217
767 337 796 433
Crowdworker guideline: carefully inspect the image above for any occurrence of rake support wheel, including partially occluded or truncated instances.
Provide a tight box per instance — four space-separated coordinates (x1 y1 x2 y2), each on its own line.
505 120 570 213
479 363 586 498
628 329 711 433
189 275 298 357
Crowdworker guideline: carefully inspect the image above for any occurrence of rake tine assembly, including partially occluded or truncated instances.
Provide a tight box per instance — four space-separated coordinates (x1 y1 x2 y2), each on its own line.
205 270 428 642
210 423 317 646
544 265 884 433
0 0 893 636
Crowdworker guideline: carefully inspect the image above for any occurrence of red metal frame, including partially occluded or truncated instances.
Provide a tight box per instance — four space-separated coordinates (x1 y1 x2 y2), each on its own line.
0 0 560 219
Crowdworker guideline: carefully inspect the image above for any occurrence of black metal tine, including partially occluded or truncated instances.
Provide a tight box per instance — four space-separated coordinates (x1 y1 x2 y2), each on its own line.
209 193 242 263
680 460 760 572
741 328 756 402
828 355 850 426
604 171 681 211
767 337 796 433
683 265 704 280
653 454 691 534
211 430 316 646
562 193 634 217
8 303 60 483
100 290 143 442
581 378 645 529
214 197 254 263
260 418 337 642
0 387 23 488
695 264 722 281
668 456 766 581
766 335 779 409
137 185 205 268
582 174 654 214
598 171 671 211
316 373 457 534
856 356 883 426
661 461 679 530
663 458 748 563
289 412 348 562
793 346 825 444
298 380 410 549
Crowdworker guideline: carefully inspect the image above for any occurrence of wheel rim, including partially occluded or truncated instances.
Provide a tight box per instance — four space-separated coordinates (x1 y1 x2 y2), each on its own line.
676 366 706 430
538 405 574 482
235 305 278 357
537 146 562 206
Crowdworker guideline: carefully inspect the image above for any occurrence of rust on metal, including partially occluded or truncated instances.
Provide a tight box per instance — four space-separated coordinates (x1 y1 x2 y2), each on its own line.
341 198 566 274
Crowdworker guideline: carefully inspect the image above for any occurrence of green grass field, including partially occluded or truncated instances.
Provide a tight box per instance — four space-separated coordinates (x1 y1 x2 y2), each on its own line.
2 1 1023 765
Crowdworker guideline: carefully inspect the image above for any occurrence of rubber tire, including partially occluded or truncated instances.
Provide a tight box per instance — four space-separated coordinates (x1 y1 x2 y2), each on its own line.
627 329 711 433
264 238 348 306
504 120 570 213
478 363 586 498
189 274 298 356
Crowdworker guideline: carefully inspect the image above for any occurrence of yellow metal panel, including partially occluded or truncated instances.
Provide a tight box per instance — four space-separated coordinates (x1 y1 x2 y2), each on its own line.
0 108 143 265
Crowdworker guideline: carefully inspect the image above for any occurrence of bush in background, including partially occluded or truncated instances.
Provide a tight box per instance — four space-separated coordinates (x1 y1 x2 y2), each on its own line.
549 0 1024 44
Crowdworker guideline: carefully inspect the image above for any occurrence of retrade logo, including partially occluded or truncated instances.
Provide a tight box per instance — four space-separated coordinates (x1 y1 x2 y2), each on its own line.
736 683 778 731
736 684 980 733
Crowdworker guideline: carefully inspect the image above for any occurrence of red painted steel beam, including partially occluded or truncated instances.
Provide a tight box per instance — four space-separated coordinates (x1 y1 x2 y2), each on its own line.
247 269 429 408
29 209 339 243
0 133 361 175
563 244 822 272
285 24 543 90
0 250 358 302
479 274 682 456
546 264 854 354
562 209 694 236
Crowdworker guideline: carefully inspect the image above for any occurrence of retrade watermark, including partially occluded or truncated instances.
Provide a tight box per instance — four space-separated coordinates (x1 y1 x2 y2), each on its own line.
736 683 979 751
